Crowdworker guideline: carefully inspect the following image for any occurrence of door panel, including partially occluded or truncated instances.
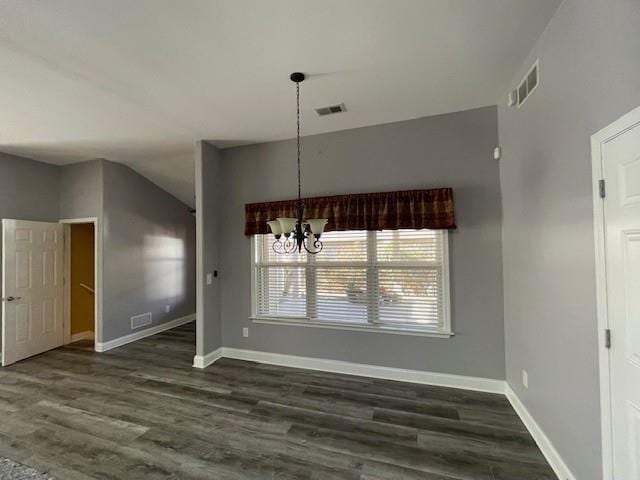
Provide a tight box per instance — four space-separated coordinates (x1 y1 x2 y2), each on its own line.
15 303 30 342
626 233 640 369
15 250 31 288
620 156 640 205
631 402 640 478
603 119 640 480
2 219 64 366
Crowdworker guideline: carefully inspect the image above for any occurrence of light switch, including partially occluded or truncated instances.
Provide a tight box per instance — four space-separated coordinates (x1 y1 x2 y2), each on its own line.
206 273 213 285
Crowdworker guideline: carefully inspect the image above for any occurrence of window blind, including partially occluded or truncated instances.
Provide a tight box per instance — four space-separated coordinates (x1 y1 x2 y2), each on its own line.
253 229 450 333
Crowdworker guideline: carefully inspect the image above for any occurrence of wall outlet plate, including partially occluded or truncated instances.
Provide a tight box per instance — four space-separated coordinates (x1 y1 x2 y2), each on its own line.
242 327 249 338
522 369 529 389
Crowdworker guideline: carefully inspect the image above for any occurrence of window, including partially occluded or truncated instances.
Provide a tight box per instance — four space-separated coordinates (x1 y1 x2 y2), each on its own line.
252 229 451 335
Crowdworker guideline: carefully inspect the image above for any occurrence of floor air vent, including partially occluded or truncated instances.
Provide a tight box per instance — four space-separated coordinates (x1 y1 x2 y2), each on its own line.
315 103 347 116
131 312 152 330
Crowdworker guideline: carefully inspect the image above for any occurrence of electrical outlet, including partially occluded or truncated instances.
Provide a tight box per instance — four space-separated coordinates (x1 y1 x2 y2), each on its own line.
165 305 171 313
522 370 529 389
242 327 249 338
206 273 213 285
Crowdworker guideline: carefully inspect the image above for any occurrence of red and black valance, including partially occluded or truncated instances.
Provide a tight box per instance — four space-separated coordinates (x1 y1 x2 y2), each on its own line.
244 188 456 236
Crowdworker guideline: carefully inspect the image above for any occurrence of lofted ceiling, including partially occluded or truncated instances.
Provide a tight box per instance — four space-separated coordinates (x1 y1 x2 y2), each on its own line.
0 0 560 207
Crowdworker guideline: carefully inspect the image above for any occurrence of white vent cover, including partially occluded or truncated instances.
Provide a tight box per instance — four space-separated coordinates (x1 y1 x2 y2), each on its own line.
315 103 347 116
131 312 152 330
516 60 539 107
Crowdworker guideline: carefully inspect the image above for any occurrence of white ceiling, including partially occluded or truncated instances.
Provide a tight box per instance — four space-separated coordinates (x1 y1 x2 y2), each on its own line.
0 0 560 207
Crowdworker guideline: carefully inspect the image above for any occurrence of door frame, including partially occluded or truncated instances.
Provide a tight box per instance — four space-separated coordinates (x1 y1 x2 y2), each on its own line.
591 104 640 480
60 217 101 350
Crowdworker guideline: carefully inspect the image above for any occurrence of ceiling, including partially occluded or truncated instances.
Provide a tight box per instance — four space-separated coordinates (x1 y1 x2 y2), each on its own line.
0 0 560 207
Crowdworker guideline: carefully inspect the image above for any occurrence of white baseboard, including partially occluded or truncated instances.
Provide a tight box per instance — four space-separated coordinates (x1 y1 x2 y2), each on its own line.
70 331 94 343
505 385 576 480
95 314 195 352
216 347 506 394
193 347 223 369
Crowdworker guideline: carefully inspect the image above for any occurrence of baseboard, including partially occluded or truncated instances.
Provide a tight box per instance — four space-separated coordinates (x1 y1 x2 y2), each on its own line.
70 331 94 343
505 385 576 480
218 347 506 394
193 347 223 369
95 314 195 352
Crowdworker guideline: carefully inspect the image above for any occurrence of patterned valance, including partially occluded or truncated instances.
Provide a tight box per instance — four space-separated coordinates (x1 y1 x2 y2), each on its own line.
244 188 456 236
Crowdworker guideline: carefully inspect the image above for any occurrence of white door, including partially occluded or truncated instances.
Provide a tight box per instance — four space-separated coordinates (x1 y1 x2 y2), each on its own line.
2 219 64 366
601 115 640 479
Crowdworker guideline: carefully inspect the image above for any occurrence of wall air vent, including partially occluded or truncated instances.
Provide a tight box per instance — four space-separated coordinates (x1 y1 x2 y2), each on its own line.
131 312 152 330
315 103 347 116
516 60 539 108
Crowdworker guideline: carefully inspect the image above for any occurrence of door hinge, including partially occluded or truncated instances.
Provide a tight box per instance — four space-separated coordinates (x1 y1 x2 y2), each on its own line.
605 329 611 349
599 179 606 198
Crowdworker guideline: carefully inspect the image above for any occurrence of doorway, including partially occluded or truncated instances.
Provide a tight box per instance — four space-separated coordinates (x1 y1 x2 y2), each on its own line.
61 217 100 351
592 104 640 480
67 223 95 345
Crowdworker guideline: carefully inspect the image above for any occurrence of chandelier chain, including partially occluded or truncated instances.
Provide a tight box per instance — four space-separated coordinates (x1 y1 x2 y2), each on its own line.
296 81 301 202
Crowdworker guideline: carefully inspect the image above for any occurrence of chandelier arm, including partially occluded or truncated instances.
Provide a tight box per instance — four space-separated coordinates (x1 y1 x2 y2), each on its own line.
283 237 296 254
302 234 323 254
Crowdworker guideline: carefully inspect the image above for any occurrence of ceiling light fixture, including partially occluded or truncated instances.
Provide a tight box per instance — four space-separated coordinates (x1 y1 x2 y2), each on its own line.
267 72 327 254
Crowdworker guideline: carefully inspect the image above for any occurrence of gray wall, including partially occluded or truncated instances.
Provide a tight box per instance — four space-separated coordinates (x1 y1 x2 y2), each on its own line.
497 0 640 478
101 160 196 342
0 152 60 223
195 142 222 356
59 160 102 220
0 152 60 342
218 106 505 379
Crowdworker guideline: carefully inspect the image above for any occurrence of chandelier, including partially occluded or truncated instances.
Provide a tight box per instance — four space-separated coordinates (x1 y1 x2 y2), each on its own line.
266 72 328 254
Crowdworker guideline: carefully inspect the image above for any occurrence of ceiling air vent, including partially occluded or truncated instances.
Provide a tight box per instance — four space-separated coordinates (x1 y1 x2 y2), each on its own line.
315 103 347 116
516 60 539 108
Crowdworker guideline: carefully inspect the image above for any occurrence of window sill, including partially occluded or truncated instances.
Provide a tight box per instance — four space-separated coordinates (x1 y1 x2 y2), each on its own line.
250 316 454 338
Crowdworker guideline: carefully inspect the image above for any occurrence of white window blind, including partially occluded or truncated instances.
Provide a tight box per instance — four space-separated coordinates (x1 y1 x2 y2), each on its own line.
253 229 450 334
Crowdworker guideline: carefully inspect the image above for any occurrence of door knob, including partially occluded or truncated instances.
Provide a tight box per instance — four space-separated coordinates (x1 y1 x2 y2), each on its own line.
4 296 21 302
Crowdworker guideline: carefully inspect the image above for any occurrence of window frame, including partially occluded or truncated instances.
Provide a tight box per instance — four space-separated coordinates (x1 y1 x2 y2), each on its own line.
250 230 453 338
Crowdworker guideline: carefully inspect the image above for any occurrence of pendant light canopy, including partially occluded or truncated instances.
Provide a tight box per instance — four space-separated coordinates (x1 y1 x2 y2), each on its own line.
267 72 328 254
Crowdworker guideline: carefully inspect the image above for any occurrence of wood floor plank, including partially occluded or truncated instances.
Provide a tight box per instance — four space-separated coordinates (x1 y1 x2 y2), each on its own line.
374 407 536 450
300 384 461 419
26 400 150 443
251 400 418 446
286 423 495 479
0 321 557 479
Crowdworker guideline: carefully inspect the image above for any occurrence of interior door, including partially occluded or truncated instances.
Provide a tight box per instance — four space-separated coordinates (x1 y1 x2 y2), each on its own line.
603 118 640 479
2 219 64 366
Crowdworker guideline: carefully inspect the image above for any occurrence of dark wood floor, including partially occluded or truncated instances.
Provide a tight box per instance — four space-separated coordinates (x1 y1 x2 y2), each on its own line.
0 322 556 479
